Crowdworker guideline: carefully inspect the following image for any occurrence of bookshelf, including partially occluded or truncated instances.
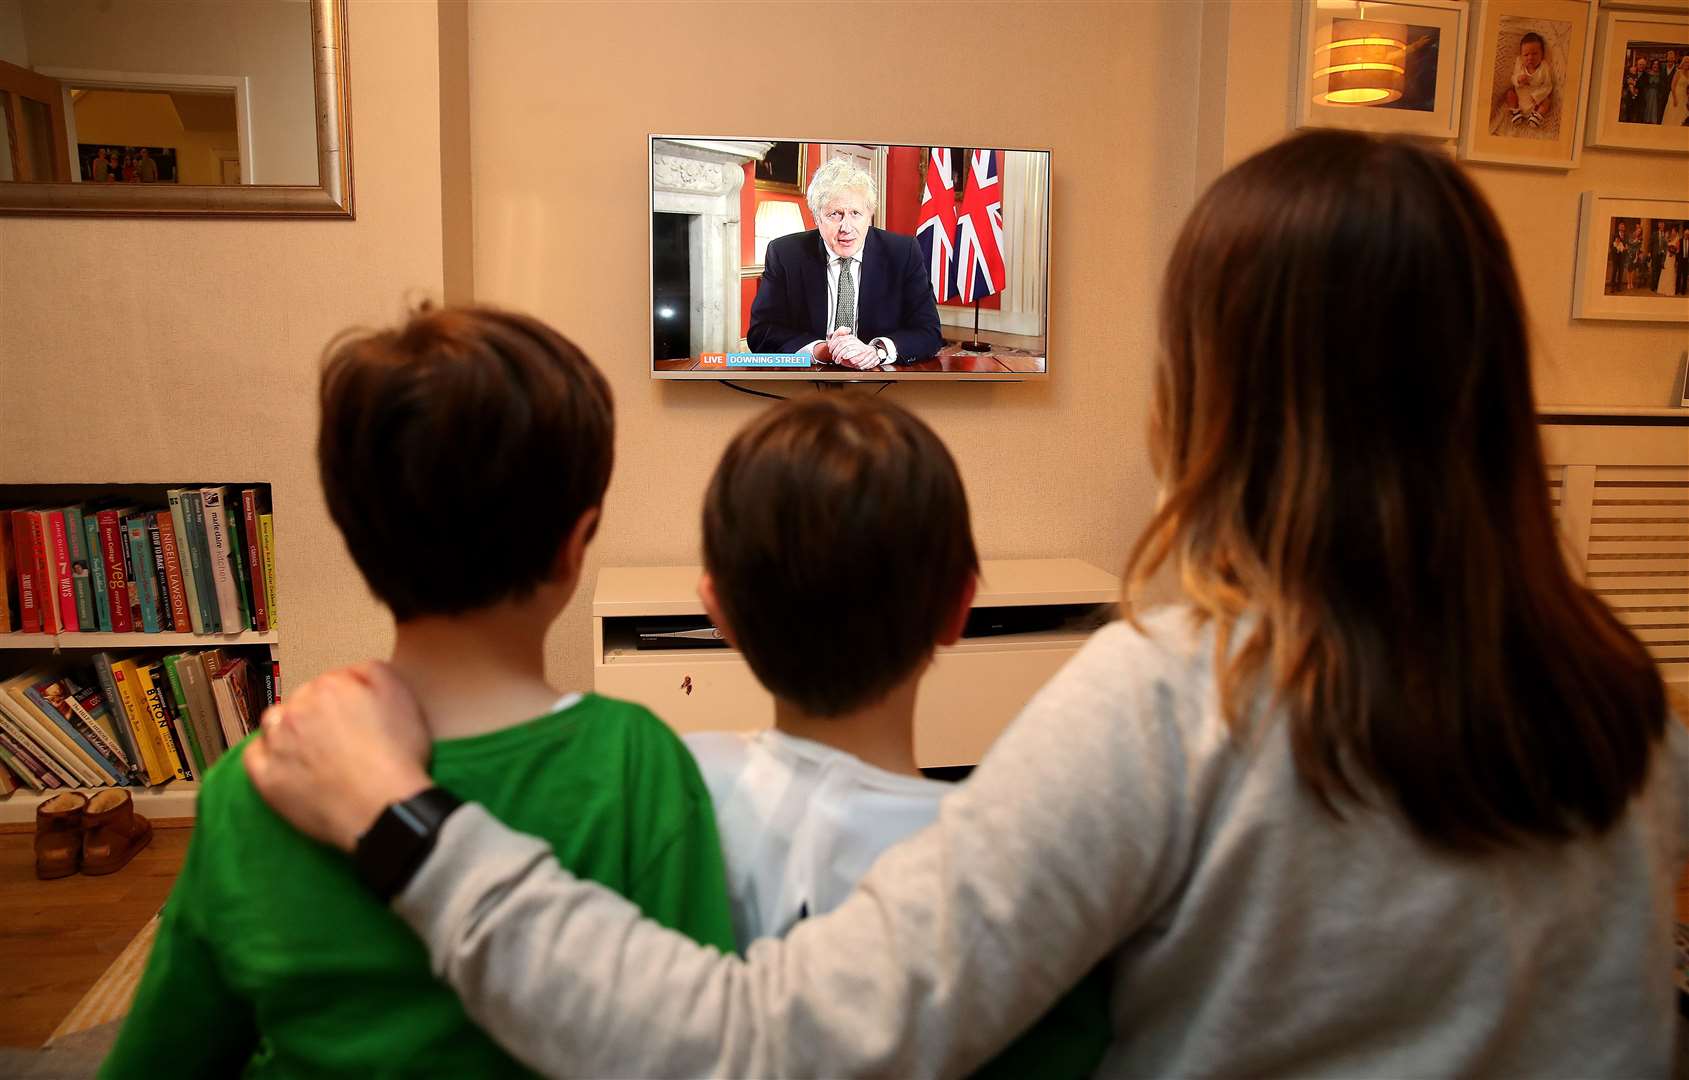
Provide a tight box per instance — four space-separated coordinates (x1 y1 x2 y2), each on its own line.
0 482 278 825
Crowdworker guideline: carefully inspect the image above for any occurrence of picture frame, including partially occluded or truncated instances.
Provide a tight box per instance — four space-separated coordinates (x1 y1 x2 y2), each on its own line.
1676 348 1689 407
1600 1 1689 13
1460 0 1599 167
753 141 806 194
1294 0 1471 139
1572 192 1689 321
1585 10 1689 151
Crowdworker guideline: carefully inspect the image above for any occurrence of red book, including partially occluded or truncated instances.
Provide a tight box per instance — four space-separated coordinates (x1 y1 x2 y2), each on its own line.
241 489 269 633
27 513 59 634
10 511 40 634
97 509 133 634
155 510 191 633
45 510 78 633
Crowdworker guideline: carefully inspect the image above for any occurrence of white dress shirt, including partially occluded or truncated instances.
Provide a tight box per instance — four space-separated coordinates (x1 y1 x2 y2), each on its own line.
805 237 898 367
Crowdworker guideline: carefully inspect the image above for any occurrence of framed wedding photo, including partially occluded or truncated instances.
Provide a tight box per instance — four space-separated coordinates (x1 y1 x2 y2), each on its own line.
1461 0 1599 167
1585 10 1689 152
1573 193 1689 321
1295 0 1471 139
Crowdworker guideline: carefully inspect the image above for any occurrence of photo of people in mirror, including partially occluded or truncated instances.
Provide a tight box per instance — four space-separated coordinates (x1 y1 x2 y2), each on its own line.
78 144 178 183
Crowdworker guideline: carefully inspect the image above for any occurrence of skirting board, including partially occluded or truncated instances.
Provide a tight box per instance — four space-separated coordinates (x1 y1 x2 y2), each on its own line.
0 784 199 826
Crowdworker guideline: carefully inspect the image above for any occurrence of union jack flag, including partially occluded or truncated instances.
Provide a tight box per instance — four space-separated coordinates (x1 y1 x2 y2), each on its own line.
915 148 959 303
955 149 1005 303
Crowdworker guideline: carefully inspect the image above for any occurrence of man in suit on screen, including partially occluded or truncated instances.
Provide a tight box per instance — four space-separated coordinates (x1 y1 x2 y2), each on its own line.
748 158 944 369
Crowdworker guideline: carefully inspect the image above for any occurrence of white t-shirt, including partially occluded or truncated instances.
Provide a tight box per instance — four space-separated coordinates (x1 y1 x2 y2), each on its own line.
683 728 948 950
1512 52 1554 111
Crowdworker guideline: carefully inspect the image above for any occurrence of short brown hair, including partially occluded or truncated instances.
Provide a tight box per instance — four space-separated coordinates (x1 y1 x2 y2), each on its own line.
703 396 977 717
318 305 613 621
1128 130 1664 850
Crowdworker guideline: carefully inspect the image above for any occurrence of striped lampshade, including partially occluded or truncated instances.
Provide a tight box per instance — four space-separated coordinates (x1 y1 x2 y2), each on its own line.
1312 19 1408 106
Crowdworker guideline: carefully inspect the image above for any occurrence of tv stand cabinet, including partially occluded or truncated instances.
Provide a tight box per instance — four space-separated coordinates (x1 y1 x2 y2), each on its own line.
592 558 1119 768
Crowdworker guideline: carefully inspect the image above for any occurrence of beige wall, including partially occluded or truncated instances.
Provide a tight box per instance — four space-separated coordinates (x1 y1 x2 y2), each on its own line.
1212 0 1689 407
19 0 318 185
0 0 444 686
0 1 27 68
463 0 1204 692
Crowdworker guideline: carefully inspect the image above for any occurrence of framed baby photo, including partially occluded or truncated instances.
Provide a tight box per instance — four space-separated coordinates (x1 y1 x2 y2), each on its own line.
1294 0 1471 140
1461 0 1599 167
1572 193 1689 321
1585 10 1689 151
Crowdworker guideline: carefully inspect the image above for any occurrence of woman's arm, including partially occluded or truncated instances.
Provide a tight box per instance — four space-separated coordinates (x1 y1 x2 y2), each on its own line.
381 624 1194 1077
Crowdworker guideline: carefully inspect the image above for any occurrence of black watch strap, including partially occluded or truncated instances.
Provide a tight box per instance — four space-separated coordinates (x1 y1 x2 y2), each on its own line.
352 786 464 904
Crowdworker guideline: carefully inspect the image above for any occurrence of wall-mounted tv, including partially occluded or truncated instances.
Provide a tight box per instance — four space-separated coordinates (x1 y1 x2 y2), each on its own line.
650 136 1051 382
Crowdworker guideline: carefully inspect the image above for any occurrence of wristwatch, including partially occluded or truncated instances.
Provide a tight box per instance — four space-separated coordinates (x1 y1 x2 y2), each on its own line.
352 786 464 904
874 342 889 365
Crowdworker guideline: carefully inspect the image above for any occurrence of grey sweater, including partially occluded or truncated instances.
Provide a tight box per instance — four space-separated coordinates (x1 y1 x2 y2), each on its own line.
395 610 1689 1077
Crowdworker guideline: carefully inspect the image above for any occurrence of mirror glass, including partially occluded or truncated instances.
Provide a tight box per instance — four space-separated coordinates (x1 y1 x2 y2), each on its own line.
0 0 318 187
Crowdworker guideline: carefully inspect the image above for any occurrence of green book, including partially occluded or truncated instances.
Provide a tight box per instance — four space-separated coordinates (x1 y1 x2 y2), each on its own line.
160 654 207 777
180 491 219 634
64 506 97 632
82 509 112 632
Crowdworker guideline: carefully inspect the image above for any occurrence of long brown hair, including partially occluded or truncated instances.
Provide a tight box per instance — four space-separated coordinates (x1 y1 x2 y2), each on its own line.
1127 130 1665 850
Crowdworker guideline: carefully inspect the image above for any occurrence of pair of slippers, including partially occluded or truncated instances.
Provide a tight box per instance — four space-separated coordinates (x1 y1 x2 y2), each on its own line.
34 790 153 880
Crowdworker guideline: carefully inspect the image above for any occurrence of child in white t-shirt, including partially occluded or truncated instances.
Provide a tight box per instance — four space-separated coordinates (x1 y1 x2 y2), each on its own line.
682 395 1109 1077
1503 31 1554 128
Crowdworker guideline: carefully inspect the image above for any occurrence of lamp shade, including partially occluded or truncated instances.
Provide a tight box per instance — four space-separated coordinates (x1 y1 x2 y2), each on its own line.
754 200 806 264
1312 18 1407 106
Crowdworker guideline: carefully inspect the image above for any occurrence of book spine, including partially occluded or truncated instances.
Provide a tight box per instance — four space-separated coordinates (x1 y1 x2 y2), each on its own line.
68 681 135 781
182 492 219 634
160 655 207 777
46 511 78 633
110 660 168 785
259 514 277 631
207 662 246 750
126 518 162 634
223 497 254 631
97 511 133 634
147 514 174 632
56 683 129 778
272 657 282 703
156 504 191 634
0 737 44 790
0 510 13 632
91 654 145 779
0 727 57 789
82 512 112 632
175 656 226 769
242 489 270 633
167 491 206 636
201 489 242 633
64 506 96 632
259 663 276 709
134 665 189 782
31 513 60 634
0 688 92 786
26 684 122 785
11 511 39 634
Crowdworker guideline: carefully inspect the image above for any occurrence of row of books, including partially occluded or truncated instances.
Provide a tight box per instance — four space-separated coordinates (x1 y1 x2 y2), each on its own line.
0 648 277 795
0 487 277 635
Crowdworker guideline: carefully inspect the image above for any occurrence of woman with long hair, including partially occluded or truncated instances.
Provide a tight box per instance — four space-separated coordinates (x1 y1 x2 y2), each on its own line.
246 130 1687 1077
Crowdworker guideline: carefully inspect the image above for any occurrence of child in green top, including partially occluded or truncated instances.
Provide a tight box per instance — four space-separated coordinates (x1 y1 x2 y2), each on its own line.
103 306 735 1078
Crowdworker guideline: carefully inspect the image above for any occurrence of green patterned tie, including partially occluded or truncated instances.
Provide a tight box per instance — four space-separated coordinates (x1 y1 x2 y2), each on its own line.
834 258 856 334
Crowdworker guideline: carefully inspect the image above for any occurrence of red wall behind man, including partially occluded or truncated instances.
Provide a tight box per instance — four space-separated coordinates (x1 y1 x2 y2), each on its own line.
739 143 822 338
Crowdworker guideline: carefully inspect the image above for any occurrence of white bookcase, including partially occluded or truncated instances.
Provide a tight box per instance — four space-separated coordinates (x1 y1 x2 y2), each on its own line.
0 482 278 824
593 558 1120 768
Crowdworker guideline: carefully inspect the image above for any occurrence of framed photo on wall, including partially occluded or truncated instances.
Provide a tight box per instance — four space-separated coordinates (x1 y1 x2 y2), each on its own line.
1294 0 1471 139
1460 0 1599 167
1585 10 1689 152
1572 193 1689 321
753 142 807 194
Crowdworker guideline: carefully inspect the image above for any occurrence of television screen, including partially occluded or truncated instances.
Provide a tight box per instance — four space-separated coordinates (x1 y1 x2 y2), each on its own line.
650 137 1051 381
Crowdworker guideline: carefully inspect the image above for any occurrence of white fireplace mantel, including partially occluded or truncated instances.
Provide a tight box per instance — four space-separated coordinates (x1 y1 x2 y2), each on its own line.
651 140 768 355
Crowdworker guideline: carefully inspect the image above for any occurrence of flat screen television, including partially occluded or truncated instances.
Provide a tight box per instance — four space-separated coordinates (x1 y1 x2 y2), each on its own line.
650 136 1051 382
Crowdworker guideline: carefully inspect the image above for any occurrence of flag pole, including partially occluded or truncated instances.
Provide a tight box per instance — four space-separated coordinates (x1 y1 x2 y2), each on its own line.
960 297 991 353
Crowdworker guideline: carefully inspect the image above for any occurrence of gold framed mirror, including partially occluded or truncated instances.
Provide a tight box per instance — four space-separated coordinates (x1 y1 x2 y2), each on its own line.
0 0 352 218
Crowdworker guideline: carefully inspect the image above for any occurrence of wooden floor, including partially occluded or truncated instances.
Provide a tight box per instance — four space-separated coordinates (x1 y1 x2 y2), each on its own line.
0 824 190 1048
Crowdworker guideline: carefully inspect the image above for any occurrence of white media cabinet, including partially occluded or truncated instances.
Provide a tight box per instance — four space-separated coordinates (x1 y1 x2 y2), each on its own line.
592 558 1120 768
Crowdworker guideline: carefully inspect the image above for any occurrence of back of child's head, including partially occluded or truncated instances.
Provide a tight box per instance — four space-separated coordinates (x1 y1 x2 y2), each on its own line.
1130 128 1663 852
318 304 613 621
703 395 977 717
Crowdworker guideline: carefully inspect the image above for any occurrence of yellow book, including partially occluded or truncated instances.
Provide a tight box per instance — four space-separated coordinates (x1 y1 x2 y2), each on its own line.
260 513 277 631
111 659 169 785
132 663 189 782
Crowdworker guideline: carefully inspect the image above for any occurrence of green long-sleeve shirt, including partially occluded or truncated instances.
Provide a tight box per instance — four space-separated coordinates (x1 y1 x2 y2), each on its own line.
102 694 735 1078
